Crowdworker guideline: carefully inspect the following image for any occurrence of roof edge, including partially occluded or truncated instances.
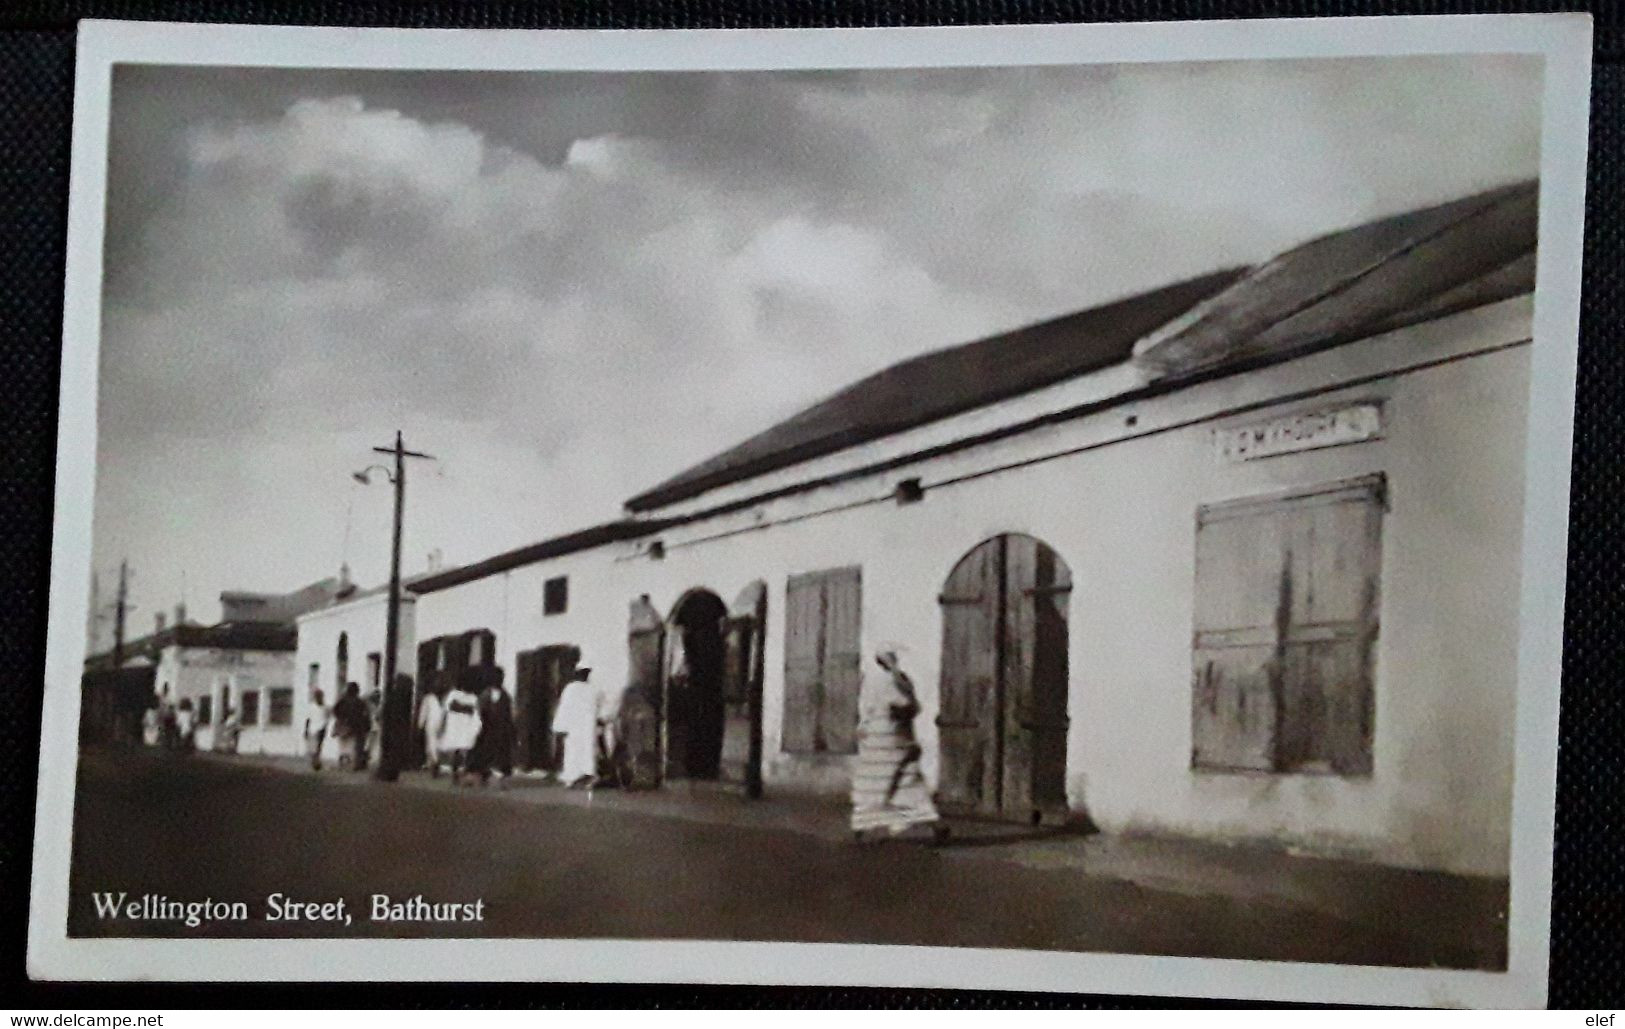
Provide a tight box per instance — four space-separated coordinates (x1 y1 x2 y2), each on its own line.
625 267 1248 513
407 519 670 594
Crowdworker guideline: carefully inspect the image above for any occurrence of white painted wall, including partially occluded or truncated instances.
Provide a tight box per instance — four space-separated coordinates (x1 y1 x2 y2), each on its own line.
414 548 626 704
414 297 1532 876
294 591 417 762
155 644 299 756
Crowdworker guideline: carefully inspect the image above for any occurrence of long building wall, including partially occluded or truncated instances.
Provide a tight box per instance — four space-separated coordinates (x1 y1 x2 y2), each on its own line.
414 297 1532 876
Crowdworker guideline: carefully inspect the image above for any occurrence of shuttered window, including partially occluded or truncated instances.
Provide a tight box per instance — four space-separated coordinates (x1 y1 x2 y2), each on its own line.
782 566 862 755
268 688 295 727
1192 474 1383 776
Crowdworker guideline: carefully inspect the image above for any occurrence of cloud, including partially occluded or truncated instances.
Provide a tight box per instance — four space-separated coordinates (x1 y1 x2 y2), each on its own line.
93 55 1542 619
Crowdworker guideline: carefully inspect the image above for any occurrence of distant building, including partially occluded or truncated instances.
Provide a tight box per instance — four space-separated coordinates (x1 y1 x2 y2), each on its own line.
413 182 1534 876
85 570 357 756
219 568 357 626
80 665 155 747
149 623 300 755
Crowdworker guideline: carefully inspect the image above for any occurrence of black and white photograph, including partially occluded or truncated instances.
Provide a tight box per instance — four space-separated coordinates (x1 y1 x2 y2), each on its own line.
28 16 1591 1008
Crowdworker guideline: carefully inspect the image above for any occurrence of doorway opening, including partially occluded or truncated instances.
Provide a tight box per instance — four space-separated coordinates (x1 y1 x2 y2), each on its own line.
666 589 728 780
514 643 580 773
937 533 1072 825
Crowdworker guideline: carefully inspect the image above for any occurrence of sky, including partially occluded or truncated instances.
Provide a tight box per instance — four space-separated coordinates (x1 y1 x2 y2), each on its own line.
89 53 1542 631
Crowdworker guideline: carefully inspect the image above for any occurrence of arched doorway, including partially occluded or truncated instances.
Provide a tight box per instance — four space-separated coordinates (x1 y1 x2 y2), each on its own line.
666 589 729 781
938 533 1072 825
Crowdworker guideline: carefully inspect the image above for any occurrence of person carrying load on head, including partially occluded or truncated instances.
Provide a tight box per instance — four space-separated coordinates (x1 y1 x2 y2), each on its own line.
851 647 949 846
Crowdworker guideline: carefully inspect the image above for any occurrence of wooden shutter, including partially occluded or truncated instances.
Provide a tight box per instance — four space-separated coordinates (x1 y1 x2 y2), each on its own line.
721 617 753 707
1003 535 1072 819
719 616 756 784
444 634 471 674
1194 475 1383 775
782 573 823 754
782 567 863 755
819 567 862 755
514 648 540 769
1192 501 1289 771
938 540 1002 813
464 629 496 667
627 597 664 679
1282 479 1382 775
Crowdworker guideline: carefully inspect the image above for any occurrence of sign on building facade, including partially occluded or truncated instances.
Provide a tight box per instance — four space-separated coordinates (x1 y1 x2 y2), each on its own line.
1214 403 1384 463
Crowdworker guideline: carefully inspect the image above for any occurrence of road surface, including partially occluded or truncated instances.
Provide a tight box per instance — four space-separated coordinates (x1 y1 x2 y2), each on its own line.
65 747 1505 969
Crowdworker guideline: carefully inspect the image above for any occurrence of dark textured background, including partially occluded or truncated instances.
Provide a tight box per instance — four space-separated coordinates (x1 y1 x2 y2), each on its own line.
2 1 1620 1009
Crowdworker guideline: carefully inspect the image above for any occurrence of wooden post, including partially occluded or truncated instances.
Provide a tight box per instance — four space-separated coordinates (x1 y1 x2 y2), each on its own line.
113 560 129 669
370 431 432 782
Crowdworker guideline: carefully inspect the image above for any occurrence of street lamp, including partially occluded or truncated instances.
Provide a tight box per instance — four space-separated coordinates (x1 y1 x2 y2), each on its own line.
354 431 433 782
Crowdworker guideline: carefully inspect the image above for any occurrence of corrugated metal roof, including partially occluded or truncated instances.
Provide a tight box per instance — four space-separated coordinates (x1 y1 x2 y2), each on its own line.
625 268 1247 512
1132 179 1537 377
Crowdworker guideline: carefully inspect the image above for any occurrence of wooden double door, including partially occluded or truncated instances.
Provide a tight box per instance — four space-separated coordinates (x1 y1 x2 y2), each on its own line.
937 534 1072 825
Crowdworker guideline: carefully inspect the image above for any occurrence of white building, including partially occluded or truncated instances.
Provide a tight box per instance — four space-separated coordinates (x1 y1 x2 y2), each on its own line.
86 573 358 756
410 181 1536 877
293 582 419 759
149 623 300 755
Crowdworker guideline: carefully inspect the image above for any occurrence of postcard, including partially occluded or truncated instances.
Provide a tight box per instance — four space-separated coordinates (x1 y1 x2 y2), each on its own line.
29 14 1592 1006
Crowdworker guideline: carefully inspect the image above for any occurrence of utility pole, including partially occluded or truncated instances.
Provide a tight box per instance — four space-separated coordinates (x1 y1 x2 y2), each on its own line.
87 571 101 657
112 560 129 668
369 431 433 782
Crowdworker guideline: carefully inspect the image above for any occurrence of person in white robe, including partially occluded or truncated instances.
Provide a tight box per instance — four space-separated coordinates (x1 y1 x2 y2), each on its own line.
439 683 482 785
416 687 446 776
551 666 602 788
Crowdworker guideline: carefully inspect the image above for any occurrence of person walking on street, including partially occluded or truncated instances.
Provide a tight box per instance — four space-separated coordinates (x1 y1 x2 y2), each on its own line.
470 671 517 788
331 682 372 772
173 698 196 753
364 686 384 771
417 682 446 776
851 648 949 845
158 687 178 750
551 666 602 789
440 679 482 786
215 696 241 755
304 688 329 771
141 702 161 748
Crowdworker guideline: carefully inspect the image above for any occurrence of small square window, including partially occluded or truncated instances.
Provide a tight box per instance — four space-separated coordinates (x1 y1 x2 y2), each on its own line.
544 576 569 616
